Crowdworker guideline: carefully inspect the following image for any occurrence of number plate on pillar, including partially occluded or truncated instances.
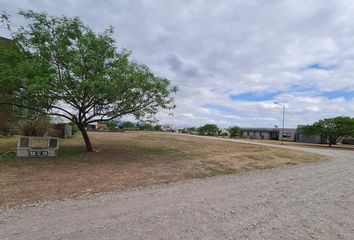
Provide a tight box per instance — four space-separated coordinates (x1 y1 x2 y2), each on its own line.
29 151 49 156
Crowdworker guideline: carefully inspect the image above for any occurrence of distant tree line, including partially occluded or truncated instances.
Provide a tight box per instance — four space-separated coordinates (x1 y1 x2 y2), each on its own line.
103 120 162 132
103 116 354 146
183 116 354 146
181 124 241 138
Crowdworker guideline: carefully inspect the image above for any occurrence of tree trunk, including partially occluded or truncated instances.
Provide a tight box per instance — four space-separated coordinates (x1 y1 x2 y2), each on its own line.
328 136 336 147
78 124 94 152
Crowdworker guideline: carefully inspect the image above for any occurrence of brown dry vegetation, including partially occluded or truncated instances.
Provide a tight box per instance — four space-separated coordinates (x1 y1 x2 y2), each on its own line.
0 132 326 207
244 138 354 150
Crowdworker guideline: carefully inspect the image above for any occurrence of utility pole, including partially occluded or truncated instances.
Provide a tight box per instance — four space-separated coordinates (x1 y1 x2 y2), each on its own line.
274 102 286 145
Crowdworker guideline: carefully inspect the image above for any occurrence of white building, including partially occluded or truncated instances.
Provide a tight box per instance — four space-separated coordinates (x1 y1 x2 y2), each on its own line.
161 124 175 132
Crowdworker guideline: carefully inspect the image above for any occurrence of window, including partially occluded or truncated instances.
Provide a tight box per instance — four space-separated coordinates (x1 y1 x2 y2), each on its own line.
283 133 291 138
20 137 30 148
49 138 58 149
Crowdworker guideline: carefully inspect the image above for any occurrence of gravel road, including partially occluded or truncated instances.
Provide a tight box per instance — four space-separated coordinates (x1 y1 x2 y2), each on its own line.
1 139 353 240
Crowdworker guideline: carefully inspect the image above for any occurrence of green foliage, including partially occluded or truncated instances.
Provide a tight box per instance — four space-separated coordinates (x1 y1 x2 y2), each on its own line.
119 121 160 131
228 126 241 138
138 123 154 131
198 124 219 136
303 116 354 146
106 120 118 131
153 125 162 131
182 127 198 134
58 146 86 158
0 35 34 127
342 138 354 145
69 122 79 135
0 10 177 151
120 121 136 130
0 37 22 104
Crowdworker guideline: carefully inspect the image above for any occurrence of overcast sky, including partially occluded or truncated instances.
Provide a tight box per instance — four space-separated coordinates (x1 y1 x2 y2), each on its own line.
1 0 354 128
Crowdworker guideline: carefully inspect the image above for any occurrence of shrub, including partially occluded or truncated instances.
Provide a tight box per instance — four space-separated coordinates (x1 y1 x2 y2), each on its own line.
342 139 354 145
198 124 219 136
19 118 49 136
70 123 79 135
106 120 118 131
228 126 241 138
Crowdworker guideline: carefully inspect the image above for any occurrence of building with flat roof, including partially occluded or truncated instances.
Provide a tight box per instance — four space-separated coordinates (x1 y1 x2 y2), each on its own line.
240 127 297 142
240 125 349 144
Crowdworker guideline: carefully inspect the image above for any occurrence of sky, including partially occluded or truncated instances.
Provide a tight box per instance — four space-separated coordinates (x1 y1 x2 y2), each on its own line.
1 0 354 128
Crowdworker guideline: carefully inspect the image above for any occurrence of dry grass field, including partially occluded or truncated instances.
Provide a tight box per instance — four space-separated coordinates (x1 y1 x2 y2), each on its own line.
0 132 326 207
244 138 354 150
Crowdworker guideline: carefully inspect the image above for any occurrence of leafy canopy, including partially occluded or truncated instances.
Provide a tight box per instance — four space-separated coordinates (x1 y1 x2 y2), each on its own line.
228 126 241 138
302 116 354 146
120 121 136 130
198 124 219 136
0 10 177 151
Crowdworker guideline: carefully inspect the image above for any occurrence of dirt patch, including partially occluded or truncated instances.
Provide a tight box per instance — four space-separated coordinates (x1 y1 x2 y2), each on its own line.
0 132 326 207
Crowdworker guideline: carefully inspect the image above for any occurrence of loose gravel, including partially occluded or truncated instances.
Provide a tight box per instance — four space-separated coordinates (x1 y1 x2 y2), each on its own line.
0 140 353 240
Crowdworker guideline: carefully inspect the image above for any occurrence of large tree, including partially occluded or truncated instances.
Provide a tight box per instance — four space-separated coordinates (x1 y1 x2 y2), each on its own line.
0 10 177 151
228 126 241 138
198 124 219 136
0 34 28 133
302 116 354 146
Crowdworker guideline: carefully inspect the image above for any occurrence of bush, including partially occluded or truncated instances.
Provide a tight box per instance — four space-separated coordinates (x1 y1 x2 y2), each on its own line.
138 123 154 131
198 124 219 136
120 121 136 130
153 125 162 131
342 139 354 145
70 123 79 135
105 120 118 131
228 126 241 138
19 118 49 136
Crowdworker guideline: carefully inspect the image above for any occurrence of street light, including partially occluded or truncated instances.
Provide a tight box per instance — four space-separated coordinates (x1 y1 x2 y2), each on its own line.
274 102 286 145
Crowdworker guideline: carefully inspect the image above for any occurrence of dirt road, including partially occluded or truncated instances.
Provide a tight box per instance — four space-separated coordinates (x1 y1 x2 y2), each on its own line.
1 138 353 240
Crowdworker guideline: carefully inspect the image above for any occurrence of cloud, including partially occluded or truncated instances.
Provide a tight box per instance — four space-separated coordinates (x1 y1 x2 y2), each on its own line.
1 0 354 128
166 53 201 78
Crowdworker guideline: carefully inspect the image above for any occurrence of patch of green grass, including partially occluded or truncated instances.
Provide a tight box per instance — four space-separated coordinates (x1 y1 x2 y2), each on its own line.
0 154 17 162
0 139 17 162
59 146 86 158
0 135 13 139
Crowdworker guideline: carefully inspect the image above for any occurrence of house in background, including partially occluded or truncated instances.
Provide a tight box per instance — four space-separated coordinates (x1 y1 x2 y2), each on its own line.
241 127 282 140
86 123 97 131
161 124 175 132
49 117 72 138
240 127 298 142
96 123 108 131
240 125 350 144
279 128 297 142
49 123 72 138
